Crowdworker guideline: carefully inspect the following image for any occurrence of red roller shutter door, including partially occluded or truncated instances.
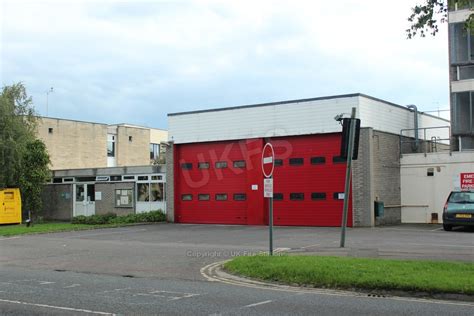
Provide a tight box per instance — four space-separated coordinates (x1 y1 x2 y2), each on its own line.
175 140 249 224
271 134 352 227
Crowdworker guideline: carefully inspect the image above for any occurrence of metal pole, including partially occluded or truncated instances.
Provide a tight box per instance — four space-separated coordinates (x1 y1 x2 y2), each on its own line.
340 107 356 248
46 92 49 116
269 175 273 256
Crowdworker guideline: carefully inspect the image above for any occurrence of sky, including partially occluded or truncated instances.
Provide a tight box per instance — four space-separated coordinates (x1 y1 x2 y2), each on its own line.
1 0 450 129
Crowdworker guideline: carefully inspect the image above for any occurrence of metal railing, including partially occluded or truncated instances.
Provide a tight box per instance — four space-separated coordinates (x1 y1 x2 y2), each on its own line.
399 126 451 157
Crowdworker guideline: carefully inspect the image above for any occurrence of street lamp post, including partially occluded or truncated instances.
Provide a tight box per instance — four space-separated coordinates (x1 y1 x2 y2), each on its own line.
46 87 54 116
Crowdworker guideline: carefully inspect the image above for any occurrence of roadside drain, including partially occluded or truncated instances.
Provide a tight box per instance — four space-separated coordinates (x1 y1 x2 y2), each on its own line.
122 275 135 278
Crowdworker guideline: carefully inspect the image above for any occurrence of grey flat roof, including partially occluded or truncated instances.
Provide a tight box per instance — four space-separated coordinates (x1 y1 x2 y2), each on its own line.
167 93 449 122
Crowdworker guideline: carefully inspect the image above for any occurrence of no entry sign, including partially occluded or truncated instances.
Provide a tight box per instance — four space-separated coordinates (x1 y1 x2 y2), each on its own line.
261 143 275 178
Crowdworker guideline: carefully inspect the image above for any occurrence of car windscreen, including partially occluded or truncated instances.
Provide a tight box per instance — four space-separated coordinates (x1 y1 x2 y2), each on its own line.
448 192 474 203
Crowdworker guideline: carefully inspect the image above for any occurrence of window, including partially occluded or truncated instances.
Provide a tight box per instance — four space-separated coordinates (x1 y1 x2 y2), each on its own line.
76 185 84 202
311 157 326 165
198 194 210 201
215 194 228 201
233 160 246 168
151 175 162 180
290 193 304 200
427 168 434 176
274 159 283 167
289 158 304 166
181 163 193 170
198 162 210 169
107 134 115 157
215 161 227 169
137 176 149 181
48 127 53 134
123 175 135 181
311 192 326 200
453 92 473 134
150 143 160 160
333 192 344 200
233 193 246 201
150 183 164 201
62 178 74 183
273 193 283 201
332 156 346 163
138 183 150 201
181 194 192 201
128 136 133 142
450 23 473 63
110 175 122 182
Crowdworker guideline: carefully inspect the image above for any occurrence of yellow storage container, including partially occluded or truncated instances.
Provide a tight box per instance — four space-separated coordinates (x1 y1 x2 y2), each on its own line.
0 188 22 224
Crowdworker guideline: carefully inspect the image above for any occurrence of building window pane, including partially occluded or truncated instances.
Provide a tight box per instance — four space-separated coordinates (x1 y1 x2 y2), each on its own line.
311 157 326 164
138 183 150 201
273 193 283 200
150 143 160 160
450 23 469 63
182 194 192 201
333 192 345 200
215 161 227 169
332 156 346 163
290 193 304 200
151 183 163 201
198 162 210 169
198 194 210 201
233 160 246 168
427 168 435 176
107 137 115 157
274 159 283 166
289 158 304 166
453 92 472 134
76 185 85 202
458 65 474 80
181 163 193 170
137 176 148 181
311 192 326 200
215 194 228 201
233 193 246 201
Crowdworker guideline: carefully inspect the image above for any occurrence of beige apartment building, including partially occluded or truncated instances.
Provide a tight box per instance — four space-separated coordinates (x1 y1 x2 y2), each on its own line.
36 117 168 170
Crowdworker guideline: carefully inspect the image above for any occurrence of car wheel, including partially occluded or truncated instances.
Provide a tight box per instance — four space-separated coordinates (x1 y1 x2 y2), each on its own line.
443 224 452 231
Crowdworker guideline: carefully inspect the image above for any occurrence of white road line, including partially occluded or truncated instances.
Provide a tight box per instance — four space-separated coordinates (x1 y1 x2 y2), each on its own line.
300 243 320 249
63 284 80 289
243 300 273 308
0 298 115 315
38 281 55 285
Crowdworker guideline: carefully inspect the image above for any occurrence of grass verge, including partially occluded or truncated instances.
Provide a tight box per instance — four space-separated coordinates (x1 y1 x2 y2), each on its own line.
0 222 126 237
224 255 474 295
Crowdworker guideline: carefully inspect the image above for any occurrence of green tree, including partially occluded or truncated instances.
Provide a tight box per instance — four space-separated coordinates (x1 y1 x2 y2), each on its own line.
407 0 473 38
0 82 50 218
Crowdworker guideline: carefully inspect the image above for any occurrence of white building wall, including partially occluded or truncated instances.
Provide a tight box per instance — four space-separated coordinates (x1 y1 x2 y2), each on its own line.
169 94 449 144
400 152 474 223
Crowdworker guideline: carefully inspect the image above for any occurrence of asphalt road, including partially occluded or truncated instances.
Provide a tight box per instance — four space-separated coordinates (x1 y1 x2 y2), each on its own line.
0 223 473 315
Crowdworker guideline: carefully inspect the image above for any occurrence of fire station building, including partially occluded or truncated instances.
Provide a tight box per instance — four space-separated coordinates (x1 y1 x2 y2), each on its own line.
165 93 449 227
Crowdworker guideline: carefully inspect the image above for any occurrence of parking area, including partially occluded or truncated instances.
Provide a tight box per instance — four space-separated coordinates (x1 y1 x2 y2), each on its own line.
1 223 473 315
1 223 473 281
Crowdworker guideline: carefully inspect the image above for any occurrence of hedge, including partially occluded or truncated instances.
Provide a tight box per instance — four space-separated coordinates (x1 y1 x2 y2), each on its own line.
71 210 166 225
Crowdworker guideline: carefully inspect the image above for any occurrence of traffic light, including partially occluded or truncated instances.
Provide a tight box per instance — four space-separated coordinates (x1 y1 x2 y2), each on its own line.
340 118 361 160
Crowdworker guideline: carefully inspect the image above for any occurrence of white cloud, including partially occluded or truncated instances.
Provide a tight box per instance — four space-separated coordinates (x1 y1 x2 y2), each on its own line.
1 0 450 128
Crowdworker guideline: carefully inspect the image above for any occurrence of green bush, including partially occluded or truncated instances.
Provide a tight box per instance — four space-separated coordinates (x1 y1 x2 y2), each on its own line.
71 210 165 225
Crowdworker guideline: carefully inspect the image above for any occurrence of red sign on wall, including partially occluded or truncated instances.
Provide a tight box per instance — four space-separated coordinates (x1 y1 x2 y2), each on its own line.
461 173 474 190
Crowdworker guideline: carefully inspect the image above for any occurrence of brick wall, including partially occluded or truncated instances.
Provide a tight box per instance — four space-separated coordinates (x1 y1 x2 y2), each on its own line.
372 131 401 225
165 142 174 222
352 128 374 227
95 182 136 216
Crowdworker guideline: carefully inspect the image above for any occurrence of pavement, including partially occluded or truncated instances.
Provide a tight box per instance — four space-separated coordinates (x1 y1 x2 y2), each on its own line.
0 223 473 315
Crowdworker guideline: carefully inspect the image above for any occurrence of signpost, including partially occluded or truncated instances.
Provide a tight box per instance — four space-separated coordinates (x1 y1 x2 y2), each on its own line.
262 143 275 255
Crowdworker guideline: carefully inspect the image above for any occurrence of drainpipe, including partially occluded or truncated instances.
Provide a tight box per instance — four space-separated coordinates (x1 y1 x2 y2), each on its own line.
407 104 419 151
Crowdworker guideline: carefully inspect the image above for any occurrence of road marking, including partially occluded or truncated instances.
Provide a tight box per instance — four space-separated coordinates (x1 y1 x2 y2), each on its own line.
300 243 320 249
63 284 80 289
39 281 55 285
404 242 474 248
0 298 115 315
243 300 272 308
135 290 200 301
430 227 443 231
